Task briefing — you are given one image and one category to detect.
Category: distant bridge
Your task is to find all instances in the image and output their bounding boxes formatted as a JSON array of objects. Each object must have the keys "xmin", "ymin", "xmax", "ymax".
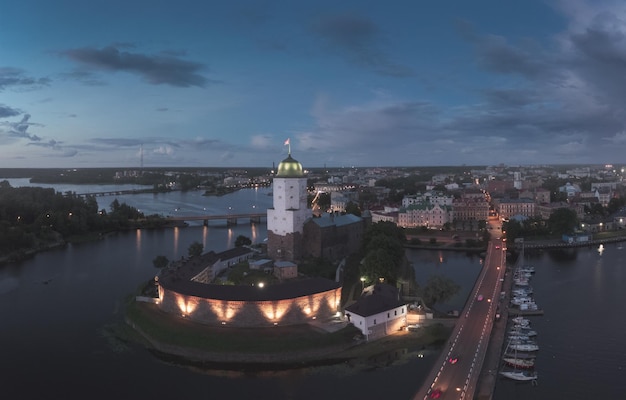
[
  {"xmin": 73, "ymin": 188, "xmax": 163, "ymax": 197},
  {"xmin": 166, "ymin": 212, "xmax": 267, "ymax": 226}
]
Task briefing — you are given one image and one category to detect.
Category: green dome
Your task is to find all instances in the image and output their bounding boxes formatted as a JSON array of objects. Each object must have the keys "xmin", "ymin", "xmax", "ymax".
[{"xmin": 276, "ymin": 155, "xmax": 304, "ymax": 177}]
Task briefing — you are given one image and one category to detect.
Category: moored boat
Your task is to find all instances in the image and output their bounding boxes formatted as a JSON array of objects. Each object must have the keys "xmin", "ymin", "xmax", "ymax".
[
  {"xmin": 509, "ymin": 343, "xmax": 539, "ymax": 352},
  {"xmin": 503, "ymin": 357, "xmax": 535, "ymax": 369},
  {"xmin": 508, "ymin": 328, "xmax": 537, "ymax": 337},
  {"xmin": 512, "ymin": 317, "xmax": 530, "ymax": 325},
  {"xmin": 500, "ymin": 370, "xmax": 538, "ymax": 381}
]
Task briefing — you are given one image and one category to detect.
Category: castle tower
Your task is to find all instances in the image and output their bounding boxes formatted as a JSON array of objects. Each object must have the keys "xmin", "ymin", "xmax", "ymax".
[{"xmin": 267, "ymin": 149, "xmax": 310, "ymax": 261}]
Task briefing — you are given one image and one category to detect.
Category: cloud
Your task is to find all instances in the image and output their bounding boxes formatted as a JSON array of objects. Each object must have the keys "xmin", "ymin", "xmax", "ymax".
[
  {"xmin": 0, "ymin": 67, "xmax": 51, "ymax": 91},
  {"xmin": 153, "ymin": 145, "xmax": 174, "ymax": 155},
  {"xmin": 89, "ymin": 138, "xmax": 145, "ymax": 147},
  {"xmin": 7, "ymin": 114, "xmax": 43, "ymax": 141},
  {"xmin": 28, "ymin": 139, "xmax": 62, "ymax": 150},
  {"xmin": 250, "ymin": 134, "xmax": 274, "ymax": 149},
  {"xmin": 61, "ymin": 45, "xmax": 212, "ymax": 88},
  {"xmin": 310, "ymin": 13, "xmax": 413, "ymax": 77},
  {"xmin": 0, "ymin": 104, "xmax": 22, "ymax": 118},
  {"xmin": 605, "ymin": 131, "xmax": 626, "ymax": 144},
  {"xmin": 59, "ymin": 70, "xmax": 107, "ymax": 86},
  {"xmin": 457, "ymin": 21, "xmax": 557, "ymax": 81}
]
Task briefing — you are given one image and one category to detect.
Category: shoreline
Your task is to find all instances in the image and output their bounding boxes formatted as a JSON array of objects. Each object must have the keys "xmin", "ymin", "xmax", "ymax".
[{"xmin": 120, "ymin": 301, "xmax": 453, "ymax": 369}]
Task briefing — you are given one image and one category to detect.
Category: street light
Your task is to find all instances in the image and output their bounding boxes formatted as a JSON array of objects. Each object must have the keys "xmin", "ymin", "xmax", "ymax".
[{"xmin": 360, "ymin": 277, "xmax": 366, "ymax": 291}]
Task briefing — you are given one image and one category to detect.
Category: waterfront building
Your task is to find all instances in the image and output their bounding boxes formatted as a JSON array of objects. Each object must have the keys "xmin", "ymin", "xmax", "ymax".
[
  {"xmin": 496, "ymin": 198, "xmax": 535, "ymax": 220},
  {"xmin": 453, "ymin": 192, "xmax": 489, "ymax": 221},
  {"xmin": 344, "ymin": 283, "xmax": 407, "ymax": 341},
  {"xmin": 397, "ymin": 202, "xmax": 452, "ymax": 229}
]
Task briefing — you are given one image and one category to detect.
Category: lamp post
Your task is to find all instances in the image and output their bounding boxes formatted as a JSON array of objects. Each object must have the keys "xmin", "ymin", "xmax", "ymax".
[{"xmin": 360, "ymin": 277, "xmax": 365, "ymax": 292}]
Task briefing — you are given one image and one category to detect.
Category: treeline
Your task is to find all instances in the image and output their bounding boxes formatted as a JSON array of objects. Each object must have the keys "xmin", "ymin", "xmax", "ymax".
[
  {"xmin": 0, "ymin": 181, "xmax": 166, "ymax": 261},
  {"xmin": 354, "ymin": 221, "xmax": 459, "ymax": 307}
]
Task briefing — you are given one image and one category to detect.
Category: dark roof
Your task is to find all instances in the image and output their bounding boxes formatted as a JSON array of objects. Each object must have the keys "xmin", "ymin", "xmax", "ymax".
[
  {"xmin": 217, "ymin": 246, "xmax": 255, "ymax": 260},
  {"xmin": 309, "ymin": 213, "xmax": 362, "ymax": 228},
  {"xmin": 159, "ymin": 276, "xmax": 340, "ymax": 301},
  {"xmin": 345, "ymin": 283, "xmax": 406, "ymax": 317}
]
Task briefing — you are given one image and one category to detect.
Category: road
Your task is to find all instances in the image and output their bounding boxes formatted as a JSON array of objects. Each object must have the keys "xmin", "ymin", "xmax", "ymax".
[{"xmin": 414, "ymin": 220, "xmax": 506, "ymax": 400}]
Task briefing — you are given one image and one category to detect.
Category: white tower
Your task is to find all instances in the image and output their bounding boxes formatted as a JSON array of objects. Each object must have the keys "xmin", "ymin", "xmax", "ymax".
[
  {"xmin": 267, "ymin": 150, "xmax": 310, "ymax": 261},
  {"xmin": 513, "ymin": 171, "xmax": 522, "ymax": 190}
]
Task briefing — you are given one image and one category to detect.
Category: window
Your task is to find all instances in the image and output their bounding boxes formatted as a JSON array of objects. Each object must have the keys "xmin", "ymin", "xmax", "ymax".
[
  {"xmin": 394, "ymin": 310, "xmax": 397, "ymax": 316},
  {"xmin": 374, "ymin": 319, "xmax": 377, "ymax": 325}
]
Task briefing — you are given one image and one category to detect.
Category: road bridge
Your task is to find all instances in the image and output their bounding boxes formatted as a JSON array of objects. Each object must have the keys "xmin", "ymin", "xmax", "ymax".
[
  {"xmin": 166, "ymin": 212, "xmax": 266, "ymax": 226},
  {"xmin": 413, "ymin": 219, "xmax": 506, "ymax": 400}
]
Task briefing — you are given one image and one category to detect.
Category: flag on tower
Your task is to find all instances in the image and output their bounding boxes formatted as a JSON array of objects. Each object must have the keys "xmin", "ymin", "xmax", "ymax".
[{"xmin": 284, "ymin": 138, "xmax": 290, "ymax": 146}]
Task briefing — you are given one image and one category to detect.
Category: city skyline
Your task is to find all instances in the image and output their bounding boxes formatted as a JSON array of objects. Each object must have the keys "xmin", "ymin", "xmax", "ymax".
[{"xmin": 2, "ymin": 0, "xmax": 626, "ymax": 169}]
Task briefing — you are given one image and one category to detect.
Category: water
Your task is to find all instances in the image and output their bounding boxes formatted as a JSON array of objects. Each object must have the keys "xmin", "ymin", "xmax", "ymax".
[
  {"xmin": 493, "ymin": 244, "xmax": 626, "ymax": 399},
  {"xmin": 4, "ymin": 178, "xmax": 621, "ymax": 399},
  {"xmin": 1, "ymin": 181, "xmax": 456, "ymax": 399}
]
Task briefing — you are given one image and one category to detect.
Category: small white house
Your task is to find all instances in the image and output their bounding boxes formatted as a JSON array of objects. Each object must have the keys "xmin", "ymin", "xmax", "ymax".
[{"xmin": 344, "ymin": 283, "xmax": 407, "ymax": 341}]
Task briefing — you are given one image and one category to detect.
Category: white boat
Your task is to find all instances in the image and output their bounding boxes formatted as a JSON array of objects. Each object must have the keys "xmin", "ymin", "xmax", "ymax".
[
  {"xmin": 508, "ymin": 339, "xmax": 537, "ymax": 346},
  {"xmin": 511, "ymin": 296, "xmax": 533, "ymax": 305},
  {"xmin": 508, "ymin": 334, "xmax": 531, "ymax": 341},
  {"xmin": 509, "ymin": 328, "xmax": 537, "ymax": 337},
  {"xmin": 500, "ymin": 370, "xmax": 538, "ymax": 381},
  {"xmin": 509, "ymin": 343, "xmax": 539, "ymax": 352},
  {"xmin": 512, "ymin": 317, "xmax": 530, "ymax": 325},
  {"xmin": 519, "ymin": 302, "xmax": 538, "ymax": 311},
  {"xmin": 512, "ymin": 287, "xmax": 533, "ymax": 295},
  {"xmin": 503, "ymin": 357, "xmax": 535, "ymax": 369}
]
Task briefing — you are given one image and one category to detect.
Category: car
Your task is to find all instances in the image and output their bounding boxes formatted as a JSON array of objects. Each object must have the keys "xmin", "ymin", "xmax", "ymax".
[
  {"xmin": 477, "ymin": 294, "xmax": 484, "ymax": 301},
  {"xmin": 429, "ymin": 388, "xmax": 442, "ymax": 399},
  {"xmin": 448, "ymin": 355, "xmax": 459, "ymax": 364},
  {"xmin": 495, "ymin": 245, "xmax": 501, "ymax": 249}
]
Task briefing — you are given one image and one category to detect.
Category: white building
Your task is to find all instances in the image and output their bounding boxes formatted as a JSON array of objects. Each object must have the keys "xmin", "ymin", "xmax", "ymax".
[
  {"xmin": 267, "ymin": 151, "xmax": 311, "ymax": 261},
  {"xmin": 397, "ymin": 203, "xmax": 452, "ymax": 229},
  {"xmin": 344, "ymin": 284, "xmax": 407, "ymax": 341}
]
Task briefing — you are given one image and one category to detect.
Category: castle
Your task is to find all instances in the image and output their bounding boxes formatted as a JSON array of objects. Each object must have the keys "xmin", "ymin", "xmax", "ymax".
[{"xmin": 155, "ymin": 146, "xmax": 364, "ymax": 327}]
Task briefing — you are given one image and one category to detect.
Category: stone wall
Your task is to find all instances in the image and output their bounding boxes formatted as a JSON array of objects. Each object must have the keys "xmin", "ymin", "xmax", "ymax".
[{"xmin": 158, "ymin": 286, "xmax": 341, "ymax": 327}]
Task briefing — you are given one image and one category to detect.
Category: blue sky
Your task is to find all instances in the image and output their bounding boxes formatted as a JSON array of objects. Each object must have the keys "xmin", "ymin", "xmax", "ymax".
[{"xmin": 1, "ymin": 0, "xmax": 626, "ymax": 168}]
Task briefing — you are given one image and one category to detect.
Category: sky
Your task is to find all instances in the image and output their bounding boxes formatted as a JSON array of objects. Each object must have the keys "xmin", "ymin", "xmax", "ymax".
[{"xmin": 1, "ymin": 0, "xmax": 626, "ymax": 169}]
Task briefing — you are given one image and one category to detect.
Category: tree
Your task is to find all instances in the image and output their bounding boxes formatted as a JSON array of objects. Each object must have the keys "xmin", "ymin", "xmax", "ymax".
[
  {"xmin": 548, "ymin": 208, "xmax": 579, "ymax": 235},
  {"xmin": 363, "ymin": 221, "xmax": 406, "ymax": 250},
  {"xmin": 152, "ymin": 255, "xmax": 169, "ymax": 269},
  {"xmin": 360, "ymin": 248, "xmax": 397, "ymax": 284},
  {"xmin": 420, "ymin": 274, "xmax": 461, "ymax": 307},
  {"xmin": 607, "ymin": 197, "xmax": 626, "ymax": 215},
  {"xmin": 235, "ymin": 235, "xmax": 252, "ymax": 247},
  {"xmin": 344, "ymin": 201, "xmax": 361, "ymax": 217},
  {"xmin": 188, "ymin": 241, "xmax": 204, "ymax": 257}
]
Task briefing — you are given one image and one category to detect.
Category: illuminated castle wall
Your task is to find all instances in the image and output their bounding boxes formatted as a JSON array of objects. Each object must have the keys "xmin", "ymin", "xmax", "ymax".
[{"xmin": 157, "ymin": 276, "xmax": 341, "ymax": 327}]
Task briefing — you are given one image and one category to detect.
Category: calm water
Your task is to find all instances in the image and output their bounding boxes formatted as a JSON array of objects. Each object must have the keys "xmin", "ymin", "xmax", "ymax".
[
  {"xmin": 2, "ymin": 179, "xmax": 622, "ymax": 399},
  {"xmin": 493, "ymin": 243, "xmax": 626, "ymax": 400},
  {"xmin": 1, "ymin": 182, "xmax": 450, "ymax": 399}
]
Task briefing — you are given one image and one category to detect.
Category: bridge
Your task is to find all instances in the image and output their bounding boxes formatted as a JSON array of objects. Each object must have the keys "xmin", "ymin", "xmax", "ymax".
[
  {"xmin": 166, "ymin": 212, "xmax": 266, "ymax": 226},
  {"xmin": 72, "ymin": 188, "xmax": 164, "ymax": 197},
  {"xmin": 414, "ymin": 217, "xmax": 506, "ymax": 400}
]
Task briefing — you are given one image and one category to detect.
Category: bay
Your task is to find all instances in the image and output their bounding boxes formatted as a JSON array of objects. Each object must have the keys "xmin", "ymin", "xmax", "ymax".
[
  {"xmin": 2, "ymin": 178, "xmax": 625, "ymax": 399},
  {"xmin": 493, "ymin": 243, "xmax": 626, "ymax": 399},
  {"xmin": 0, "ymin": 182, "xmax": 456, "ymax": 399}
]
